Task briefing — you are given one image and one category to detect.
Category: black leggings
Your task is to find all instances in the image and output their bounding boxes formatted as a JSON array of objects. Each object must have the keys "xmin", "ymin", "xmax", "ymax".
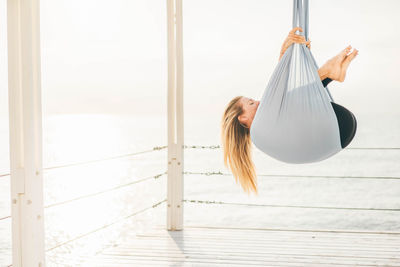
[{"xmin": 321, "ymin": 78, "xmax": 357, "ymax": 149}]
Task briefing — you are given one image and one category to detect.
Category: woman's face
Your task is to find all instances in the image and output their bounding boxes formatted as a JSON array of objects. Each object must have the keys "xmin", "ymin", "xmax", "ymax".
[{"xmin": 238, "ymin": 97, "xmax": 260, "ymax": 128}]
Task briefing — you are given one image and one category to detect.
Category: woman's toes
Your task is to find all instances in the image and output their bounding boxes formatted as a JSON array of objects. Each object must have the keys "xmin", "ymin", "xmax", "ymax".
[
  {"xmin": 337, "ymin": 45, "xmax": 352, "ymax": 60},
  {"xmin": 338, "ymin": 49, "xmax": 358, "ymax": 82},
  {"xmin": 345, "ymin": 49, "xmax": 358, "ymax": 62},
  {"xmin": 344, "ymin": 45, "xmax": 352, "ymax": 55}
]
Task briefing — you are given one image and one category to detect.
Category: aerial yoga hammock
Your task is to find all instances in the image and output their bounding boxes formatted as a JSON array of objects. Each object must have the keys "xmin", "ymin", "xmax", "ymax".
[{"xmin": 250, "ymin": 0, "xmax": 357, "ymax": 164}]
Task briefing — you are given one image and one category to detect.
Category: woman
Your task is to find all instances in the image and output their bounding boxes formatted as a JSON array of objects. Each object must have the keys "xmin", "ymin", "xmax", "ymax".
[{"xmin": 220, "ymin": 27, "xmax": 358, "ymax": 195}]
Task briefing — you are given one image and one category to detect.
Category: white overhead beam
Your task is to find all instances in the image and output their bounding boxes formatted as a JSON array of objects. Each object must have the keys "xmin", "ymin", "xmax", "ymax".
[
  {"xmin": 166, "ymin": 0, "xmax": 184, "ymax": 231},
  {"xmin": 7, "ymin": 0, "xmax": 46, "ymax": 266}
]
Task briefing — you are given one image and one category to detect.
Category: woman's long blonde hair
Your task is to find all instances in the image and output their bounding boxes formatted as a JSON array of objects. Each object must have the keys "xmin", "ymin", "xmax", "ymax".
[{"xmin": 221, "ymin": 96, "xmax": 258, "ymax": 196}]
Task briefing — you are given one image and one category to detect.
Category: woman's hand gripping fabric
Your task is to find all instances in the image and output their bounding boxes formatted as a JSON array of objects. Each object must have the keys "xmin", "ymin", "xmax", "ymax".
[{"xmin": 279, "ymin": 27, "xmax": 311, "ymax": 60}]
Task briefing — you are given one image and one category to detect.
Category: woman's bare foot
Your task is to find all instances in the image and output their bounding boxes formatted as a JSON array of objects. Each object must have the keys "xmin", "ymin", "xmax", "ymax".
[
  {"xmin": 318, "ymin": 45, "xmax": 352, "ymax": 81},
  {"xmin": 328, "ymin": 45, "xmax": 352, "ymax": 80},
  {"xmin": 338, "ymin": 49, "xmax": 358, "ymax": 82}
]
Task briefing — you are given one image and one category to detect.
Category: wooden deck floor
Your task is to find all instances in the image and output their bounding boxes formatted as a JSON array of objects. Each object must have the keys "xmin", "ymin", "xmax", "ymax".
[{"xmin": 83, "ymin": 225, "xmax": 400, "ymax": 266}]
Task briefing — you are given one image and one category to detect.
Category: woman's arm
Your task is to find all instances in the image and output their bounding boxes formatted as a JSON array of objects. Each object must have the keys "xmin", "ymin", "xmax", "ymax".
[{"xmin": 279, "ymin": 27, "xmax": 311, "ymax": 60}]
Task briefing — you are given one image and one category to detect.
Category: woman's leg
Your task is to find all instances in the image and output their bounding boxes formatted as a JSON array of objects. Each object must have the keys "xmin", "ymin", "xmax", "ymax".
[
  {"xmin": 319, "ymin": 48, "xmax": 358, "ymax": 148},
  {"xmin": 321, "ymin": 72, "xmax": 357, "ymax": 148},
  {"xmin": 322, "ymin": 75, "xmax": 357, "ymax": 148},
  {"xmin": 321, "ymin": 77, "xmax": 333, "ymax": 88},
  {"xmin": 330, "ymin": 101, "xmax": 357, "ymax": 149}
]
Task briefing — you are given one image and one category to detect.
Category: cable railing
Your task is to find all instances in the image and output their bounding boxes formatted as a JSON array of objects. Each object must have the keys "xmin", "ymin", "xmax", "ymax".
[
  {"xmin": 184, "ymin": 171, "xmax": 400, "ymax": 180},
  {"xmin": 0, "ymin": 144, "xmax": 399, "ymax": 222},
  {"xmin": 183, "ymin": 199, "xmax": 400, "ymax": 212},
  {"xmin": 182, "ymin": 142, "xmax": 400, "ymax": 217},
  {"xmin": 45, "ymin": 171, "xmax": 167, "ymax": 209},
  {"xmin": 1, "ymin": 167, "xmax": 399, "ymax": 223},
  {"xmin": 0, "ymin": 215, "xmax": 10, "ymax": 221},
  {"xmin": 0, "ymin": 145, "xmax": 167, "ymax": 178},
  {"xmin": 183, "ymin": 145, "xmax": 400, "ymax": 150},
  {"xmin": 45, "ymin": 145, "xmax": 168, "ymax": 171},
  {"xmin": 6, "ymin": 199, "xmax": 167, "ymax": 267},
  {"xmin": 0, "ymin": 144, "xmax": 399, "ymax": 178},
  {"xmin": 45, "ymin": 199, "xmax": 166, "ymax": 252},
  {"xmin": 1, "ymin": 143, "xmax": 399, "ymax": 267},
  {"xmin": 0, "ymin": 146, "xmax": 168, "ymax": 222},
  {"xmin": 0, "ymin": 171, "xmax": 166, "ymax": 222}
]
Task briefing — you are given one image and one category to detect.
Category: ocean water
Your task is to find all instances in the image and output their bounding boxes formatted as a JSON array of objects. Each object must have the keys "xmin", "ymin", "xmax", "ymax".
[{"xmin": 0, "ymin": 110, "xmax": 399, "ymax": 266}]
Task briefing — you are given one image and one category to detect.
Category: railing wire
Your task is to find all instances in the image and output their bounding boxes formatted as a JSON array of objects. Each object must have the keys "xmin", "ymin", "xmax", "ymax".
[
  {"xmin": 0, "ymin": 215, "xmax": 10, "ymax": 221},
  {"xmin": 0, "ymin": 145, "xmax": 167, "ymax": 178},
  {"xmin": 45, "ymin": 199, "xmax": 166, "ymax": 252},
  {"xmin": 0, "ymin": 171, "xmax": 167, "ymax": 221},
  {"xmin": 183, "ymin": 145, "xmax": 400, "ymax": 150},
  {"xmin": 45, "ymin": 171, "xmax": 167, "ymax": 209},
  {"xmin": 183, "ymin": 199, "xmax": 400, "ymax": 212},
  {"xmin": 1, "ymin": 144, "xmax": 399, "ymax": 178},
  {"xmin": 45, "ymin": 145, "xmax": 167, "ymax": 171},
  {"xmin": 184, "ymin": 171, "xmax": 400, "ymax": 180}
]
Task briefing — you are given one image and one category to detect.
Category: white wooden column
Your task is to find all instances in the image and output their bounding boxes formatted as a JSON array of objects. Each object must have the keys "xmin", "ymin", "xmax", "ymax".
[
  {"xmin": 7, "ymin": 0, "xmax": 46, "ymax": 266},
  {"xmin": 166, "ymin": 0, "xmax": 184, "ymax": 230}
]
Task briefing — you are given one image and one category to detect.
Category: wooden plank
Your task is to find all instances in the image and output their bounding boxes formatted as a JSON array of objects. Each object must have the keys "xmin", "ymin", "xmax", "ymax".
[
  {"xmin": 131, "ymin": 234, "xmax": 400, "ymax": 249},
  {"xmin": 181, "ymin": 225, "xmax": 400, "ymax": 236},
  {"xmin": 111, "ymin": 240, "xmax": 400, "ymax": 254},
  {"xmin": 88, "ymin": 253, "xmax": 399, "ymax": 266},
  {"xmin": 79, "ymin": 226, "xmax": 400, "ymax": 266},
  {"xmin": 136, "ymin": 230, "xmax": 400, "ymax": 243},
  {"xmin": 98, "ymin": 248, "xmax": 400, "ymax": 265},
  {"xmin": 85, "ymin": 257, "xmax": 313, "ymax": 267},
  {"xmin": 103, "ymin": 244, "xmax": 400, "ymax": 262},
  {"xmin": 130, "ymin": 231, "xmax": 400, "ymax": 247},
  {"xmin": 103, "ymin": 244, "xmax": 400, "ymax": 261},
  {"xmin": 80, "ymin": 226, "xmax": 400, "ymax": 266}
]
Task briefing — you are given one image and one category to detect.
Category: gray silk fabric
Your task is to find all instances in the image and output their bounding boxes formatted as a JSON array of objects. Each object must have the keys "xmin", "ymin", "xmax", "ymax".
[{"xmin": 250, "ymin": 0, "xmax": 342, "ymax": 163}]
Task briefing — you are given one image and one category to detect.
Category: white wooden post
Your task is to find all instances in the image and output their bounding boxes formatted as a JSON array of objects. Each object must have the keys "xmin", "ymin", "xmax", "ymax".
[
  {"xmin": 166, "ymin": 0, "xmax": 184, "ymax": 230},
  {"xmin": 7, "ymin": 0, "xmax": 46, "ymax": 266}
]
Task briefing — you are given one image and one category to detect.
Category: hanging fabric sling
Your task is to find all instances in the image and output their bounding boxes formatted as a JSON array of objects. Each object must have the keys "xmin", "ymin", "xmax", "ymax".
[{"xmin": 250, "ymin": 0, "xmax": 357, "ymax": 163}]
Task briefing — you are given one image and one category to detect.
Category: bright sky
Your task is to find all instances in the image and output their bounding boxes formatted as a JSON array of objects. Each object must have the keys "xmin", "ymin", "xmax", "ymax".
[{"xmin": 0, "ymin": 0, "xmax": 399, "ymax": 116}]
